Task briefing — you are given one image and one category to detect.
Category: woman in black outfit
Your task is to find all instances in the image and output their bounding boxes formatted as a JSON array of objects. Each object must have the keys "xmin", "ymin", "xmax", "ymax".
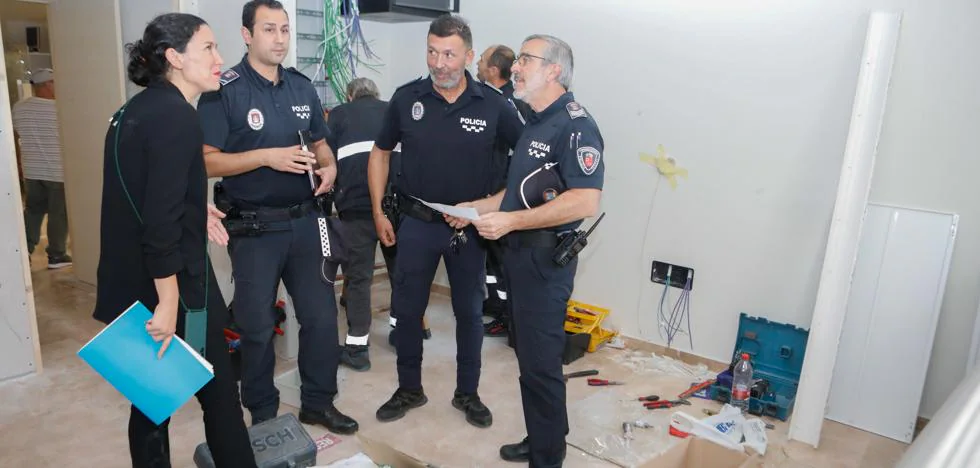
[{"xmin": 92, "ymin": 13, "xmax": 257, "ymax": 468}]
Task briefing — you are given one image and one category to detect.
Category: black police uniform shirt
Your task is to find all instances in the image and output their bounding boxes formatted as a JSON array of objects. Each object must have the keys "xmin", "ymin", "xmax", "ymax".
[
  {"xmin": 375, "ymin": 70, "xmax": 524, "ymax": 205},
  {"xmin": 500, "ymin": 92, "xmax": 605, "ymax": 233},
  {"xmin": 484, "ymin": 80, "xmax": 533, "ymax": 193},
  {"xmin": 198, "ymin": 55, "xmax": 329, "ymax": 208},
  {"xmin": 497, "ymin": 81, "xmax": 534, "ymax": 122},
  {"xmin": 325, "ymin": 95, "xmax": 392, "ymax": 216}
]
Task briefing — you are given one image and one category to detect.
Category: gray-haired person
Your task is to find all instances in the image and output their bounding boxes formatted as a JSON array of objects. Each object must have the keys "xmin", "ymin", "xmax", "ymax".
[{"xmin": 327, "ymin": 77, "xmax": 398, "ymax": 371}]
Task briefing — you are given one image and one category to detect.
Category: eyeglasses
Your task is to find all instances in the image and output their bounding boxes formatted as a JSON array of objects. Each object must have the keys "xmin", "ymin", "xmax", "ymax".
[{"xmin": 514, "ymin": 53, "xmax": 548, "ymax": 66}]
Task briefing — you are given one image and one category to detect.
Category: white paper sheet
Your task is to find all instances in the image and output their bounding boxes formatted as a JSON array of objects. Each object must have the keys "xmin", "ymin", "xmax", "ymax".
[{"xmin": 412, "ymin": 196, "xmax": 480, "ymax": 221}]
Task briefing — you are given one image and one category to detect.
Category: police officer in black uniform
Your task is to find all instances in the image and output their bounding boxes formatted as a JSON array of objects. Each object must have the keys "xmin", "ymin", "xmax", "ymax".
[
  {"xmin": 457, "ymin": 34, "xmax": 605, "ymax": 466},
  {"xmin": 367, "ymin": 14, "xmax": 523, "ymax": 428},
  {"xmin": 326, "ymin": 77, "xmax": 397, "ymax": 371},
  {"xmin": 196, "ymin": 0, "xmax": 357, "ymax": 435}
]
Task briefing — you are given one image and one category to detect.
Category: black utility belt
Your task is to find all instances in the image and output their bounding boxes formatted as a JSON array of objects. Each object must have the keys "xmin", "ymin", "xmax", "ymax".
[
  {"xmin": 222, "ymin": 199, "xmax": 321, "ymax": 236},
  {"xmin": 396, "ymin": 195, "xmax": 442, "ymax": 223},
  {"xmin": 501, "ymin": 230, "xmax": 564, "ymax": 249},
  {"xmin": 504, "ymin": 229, "xmax": 587, "ymax": 268}
]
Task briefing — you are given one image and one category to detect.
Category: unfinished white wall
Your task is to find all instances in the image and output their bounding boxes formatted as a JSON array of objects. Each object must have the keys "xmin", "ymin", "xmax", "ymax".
[
  {"xmin": 0, "ymin": 20, "xmax": 42, "ymax": 382},
  {"xmin": 120, "ymin": 0, "xmax": 179, "ymax": 98},
  {"xmin": 407, "ymin": 0, "xmax": 978, "ymax": 419}
]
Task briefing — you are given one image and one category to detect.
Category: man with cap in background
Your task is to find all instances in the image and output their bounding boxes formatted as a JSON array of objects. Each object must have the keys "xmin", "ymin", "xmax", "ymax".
[{"xmin": 12, "ymin": 68, "xmax": 72, "ymax": 269}]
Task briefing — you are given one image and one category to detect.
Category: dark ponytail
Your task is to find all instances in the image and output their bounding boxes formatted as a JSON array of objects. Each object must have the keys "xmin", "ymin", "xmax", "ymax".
[{"xmin": 125, "ymin": 13, "xmax": 208, "ymax": 87}]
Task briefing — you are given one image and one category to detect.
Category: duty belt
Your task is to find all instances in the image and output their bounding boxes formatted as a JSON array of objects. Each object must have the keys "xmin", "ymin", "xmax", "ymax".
[
  {"xmin": 501, "ymin": 230, "xmax": 562, "ymax": 249},
  {"xmin": 396, "ymin": 195, "xmax": 441, "ymax": 223},
  {"xmin": 243, "ymin": 199, "xmax": 321, "ymax": 222}
]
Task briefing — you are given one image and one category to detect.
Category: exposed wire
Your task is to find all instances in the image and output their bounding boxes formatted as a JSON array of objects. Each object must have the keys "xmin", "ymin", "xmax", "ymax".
[
  {"xmin": 305, "ymin": 0, "xmax": 384, "ymax": 105},
  {"xmin": 658, "ymin": 266, "xmax": 672, "ymax": 343},
  {"xmin": 635, "ymin": 175, "xmax": 662, "ymax": 339},
  {"xmin": 662, "ymin": 270, "xmax": 693, "ymax": 349}
]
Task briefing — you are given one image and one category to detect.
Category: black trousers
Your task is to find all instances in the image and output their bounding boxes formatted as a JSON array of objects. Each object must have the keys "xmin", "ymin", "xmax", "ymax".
[
  {"xmin": 392, "ymin": 216, "xmax": 485, "ymax": 393},
  {"xmin": 228, "ymin": 213, "xmax": 341, "ymax": 418},
  {"xmin": 503, "ymin": 244, "xmax": 577, "ymax": 468},
  {"xmin": 484, "ymin": 242, "xmax": 509, "ymax": 317},
  {"xmin": 339, "ymin": 216, "xmax": 396, "ymax": 341},
  {"xmin": 128, "ymin": 261, "xmax": 257, "ymax": 468}
]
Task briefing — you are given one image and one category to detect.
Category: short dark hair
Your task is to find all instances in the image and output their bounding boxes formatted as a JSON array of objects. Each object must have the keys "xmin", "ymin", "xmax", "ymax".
[
  {"xmin": 126, "ymin": 13, "xmax": 207, "ymax": 87},
  {"xmin": 243, "ymin": 0, "xmax": 285, "ymax": 33},
  {"xmin": 428, "ymin": 14, "xmax": 472, "ymax": 50},
  {"xmin": 488, "ymin": 45, "xmax": 514, "ymax": 81}
]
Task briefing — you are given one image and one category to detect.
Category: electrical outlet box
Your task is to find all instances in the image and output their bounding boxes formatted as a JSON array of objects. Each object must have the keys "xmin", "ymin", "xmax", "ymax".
[{"xmin": 651, "ymin": 261, "xmax": 694, "ymax": 290}]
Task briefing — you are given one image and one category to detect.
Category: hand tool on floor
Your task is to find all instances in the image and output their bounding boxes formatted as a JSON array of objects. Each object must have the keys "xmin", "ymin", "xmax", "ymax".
[
  {"xmin": 588, "ymin": 378, "xmax": 625, "ymax": 386},
  {"xmin": 678, "ymin": 379, "xmax": 716, "ymax": 399},
  {"xmin": 622, "ymin": 422, "xmax": 634, "ymax": 446},
  {"xmin": 645, "ymin": 398, "xmax": 691, "ymax": 409},
  {"xmin": 637, "ymin": 395, "xmax": 660, "ymax": 402},
  {"xmin": 563, "ymin": 369, "xmax": 599, "ymax": 382}
]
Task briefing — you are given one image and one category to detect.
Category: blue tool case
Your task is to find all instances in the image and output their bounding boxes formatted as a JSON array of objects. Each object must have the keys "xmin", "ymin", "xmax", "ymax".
[{"xmin": 708, "ymin": 312, "xmax": 810, "ymax": 421}]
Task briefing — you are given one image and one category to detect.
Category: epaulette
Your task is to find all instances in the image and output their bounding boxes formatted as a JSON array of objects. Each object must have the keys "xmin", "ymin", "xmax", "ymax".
[
  {"xmin": 285, "ymin": 66, "xmax": 312, "ymax": 81},
  {"xmin": 218, "ymin": 69, "xmax": 240, "ymax": 86},
  {"xmin": 566, "ymin": 101, "xmax": 587, "ymax": 119},
  {"xmin": 394, "ymin": 76, "xmax": 424, "ymax": 93},
  {"xmin": 481, "ymin": 81, "xmax": 503, "ymax": 94}
]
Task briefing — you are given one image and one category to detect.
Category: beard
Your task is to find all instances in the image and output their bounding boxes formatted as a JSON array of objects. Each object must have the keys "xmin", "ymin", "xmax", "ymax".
[
  {"xmin": 431, "ymin": 66, "xmax": 464, "ymax": 89},
  {"xmin": 513, "ymin": 71, "xmax": 543, "ymax": 100}
]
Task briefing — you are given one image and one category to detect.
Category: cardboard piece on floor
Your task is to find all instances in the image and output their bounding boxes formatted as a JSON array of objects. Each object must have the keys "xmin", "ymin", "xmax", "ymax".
[
  {"xmin": 640, "ymin": 438, "xmax": 762, "ymax": 468},
  {"xmin": 354, "ymin": 434, "xmax": 432, "ymax": 467}
]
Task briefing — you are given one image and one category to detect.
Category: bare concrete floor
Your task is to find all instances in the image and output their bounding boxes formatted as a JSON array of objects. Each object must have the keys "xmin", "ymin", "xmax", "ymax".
[{"xmin": 0, "ymin": 251, "xmax": 908, "ymax": 467}]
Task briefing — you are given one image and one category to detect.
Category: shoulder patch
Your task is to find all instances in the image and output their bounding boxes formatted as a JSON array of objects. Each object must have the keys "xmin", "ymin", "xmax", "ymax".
[
  {"xmin": 577, "ymin": 146, "xmax": 601, "ymax": 175},
  {"xmin": 566, "ymin": 101, "xmax": 587, "ymax": 119},
  {"xmin": 481, "ymin": 82, "xmax": 503, "ymax": 94},
  {"xmin": 285, "ymin": 67, "xmax": 311, "ymax": 81},
  {"xmin": 219, "ymin": 69, "xmax": 240, "ymax": 86}
]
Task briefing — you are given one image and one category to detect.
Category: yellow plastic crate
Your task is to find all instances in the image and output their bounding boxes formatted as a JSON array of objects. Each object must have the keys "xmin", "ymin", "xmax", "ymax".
[{"xmin": 564, "ymin": 300, "xmax": 618, "ymax": 353}]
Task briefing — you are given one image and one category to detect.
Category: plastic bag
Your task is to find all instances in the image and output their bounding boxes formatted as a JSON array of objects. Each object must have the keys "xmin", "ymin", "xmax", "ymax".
[
  {"xmin": 669, "ymin": 404, "xmax": 769, "ymax": 455},
  {"xmin": 670, "ymin": 404, "xmax": 746, "ymax": 452}
]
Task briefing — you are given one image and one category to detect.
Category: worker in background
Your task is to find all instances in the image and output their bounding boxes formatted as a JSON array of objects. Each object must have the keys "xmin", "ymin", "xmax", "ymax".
[
  {"xmin": 477, "ymin": 44, "xmax": 533, "ymax": 120},
  {"xmin": 474, "ymin": 44, "xmax": 534, "ymax": 344},
  {"xmin": 92, "ymin": 13, "xmax": 257, "ymax": 467},
  {"xmin": 367, "ymin": 14, "xmax": 523, "ymax": 428},
  {"xmin": 196, "ymin": 0, "xmax": 358, "ymax": 435},
  {"xmin": 327, "ymin": 77, "xmax": 398, "ymax": 372},
  {"xmin": 12, "ymin": 67, "xmax": 72, "ymax": 269},
  {"xmin": 451, "ymin": 34, "xmax": 605, "ymax": 466}
]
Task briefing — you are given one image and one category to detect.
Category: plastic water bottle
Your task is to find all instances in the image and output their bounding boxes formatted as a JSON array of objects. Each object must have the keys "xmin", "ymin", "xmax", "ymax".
[{"xmin": 731, "ymin": 353, "xmax": 753, "ymax": 413}]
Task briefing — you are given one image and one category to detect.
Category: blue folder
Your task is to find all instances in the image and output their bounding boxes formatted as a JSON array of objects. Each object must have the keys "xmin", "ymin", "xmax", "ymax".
[{"xmin": 78, "ymin": 301, "xmax": 214, "ymax": 425}]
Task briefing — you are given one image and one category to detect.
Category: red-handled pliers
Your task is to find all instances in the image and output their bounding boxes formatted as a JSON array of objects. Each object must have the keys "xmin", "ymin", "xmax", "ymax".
[
  {"xmin": 588, "ymin": 378, "xmax": 625, "ymax": 386},
  {"xmin": 644, "ymin": 399, "xmax": 691, "ymax": 409}
]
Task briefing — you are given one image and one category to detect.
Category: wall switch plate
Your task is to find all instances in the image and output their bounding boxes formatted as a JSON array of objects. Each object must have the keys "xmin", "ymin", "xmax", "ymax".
[{"xmin": 651, "ymin": 260, "xmax": 694, "ymax": 290}]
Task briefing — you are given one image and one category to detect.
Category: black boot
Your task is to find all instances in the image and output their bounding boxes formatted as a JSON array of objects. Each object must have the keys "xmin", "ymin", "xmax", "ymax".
[
  {"xmin": 299, "ymin": 404, "xmax": 359, "ymax": 435},
  {"xmin": 340, "ymin": 344, "xmax": 371, "ymax": 371},
  {"xmin": 129, "ymin": 423, "xmax": 172, "ymax": 467},
  {"xmin": 376, "ymin": 388, "xmax": 428, "ymax": 422},
  {"xmin": 452, "ymin": 390, "xmax": 492, "ymax": 428},
  {"xmin": 499, "ymin": 437, "xmax": 566, "ymax": 463},
  {"xmin": 499, "ymin": 437, "xmax": 530, "ymax": 462}
]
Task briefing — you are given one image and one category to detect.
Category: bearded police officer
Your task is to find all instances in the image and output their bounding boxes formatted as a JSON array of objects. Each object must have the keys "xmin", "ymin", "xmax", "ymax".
[
  {"xmin": 454, "ymin": 35, "xmax": 605, "ymax": 466},
  {"xmin": 197, "ymin": 0, "xmax": 358, "ymax": 434},
  {"xmin": 367, "ymin": 14, "xmax": 523, "ymax": 428}
]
